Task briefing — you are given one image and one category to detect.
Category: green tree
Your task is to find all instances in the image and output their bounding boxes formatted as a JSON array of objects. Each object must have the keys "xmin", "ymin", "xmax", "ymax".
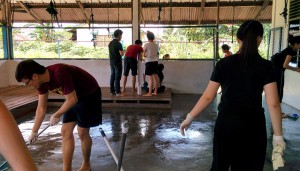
[{"xmin": 24, "ymin": 23, "xmax": 53, "ymax": 42}]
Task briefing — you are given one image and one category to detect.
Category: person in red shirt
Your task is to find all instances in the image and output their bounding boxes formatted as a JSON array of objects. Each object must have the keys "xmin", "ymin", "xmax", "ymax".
[
  {"xmin": 121, "ymin": 39, "xmax": 143, "ymax": 94},
  {"xmin": 221, "ymin": 44, "xmax": 233, "ymax": 58},
  {"xmin": 15, "ymin": 60, "xmax": 102, "ymax": 171}
]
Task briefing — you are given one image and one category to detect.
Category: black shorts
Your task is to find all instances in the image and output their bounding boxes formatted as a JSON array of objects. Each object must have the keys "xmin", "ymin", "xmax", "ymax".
[
  {"xmin": 145, "ymin": 61, "xmax": 158, "ymax": 75},
  {"xmin": 123, "ymin": 57, "xmax": 138, "ymax": 76},
  {"xmin": 63, "ymin": 87, "xmax": 102, "ymax": 128}
]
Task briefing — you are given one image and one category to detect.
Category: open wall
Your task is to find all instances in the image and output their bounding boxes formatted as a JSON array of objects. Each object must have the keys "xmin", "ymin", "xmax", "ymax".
[{"xmin": 8, "ymin": 59, "xmax": 214, "ymax": 94}]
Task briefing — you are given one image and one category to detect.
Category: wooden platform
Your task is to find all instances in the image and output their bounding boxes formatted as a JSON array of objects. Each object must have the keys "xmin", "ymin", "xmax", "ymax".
[
  {"xmin": 0, "ymin": 85, "xmax": 38, "ymax": 110},
  {"xmin": 0, "ymin": 85, "xmax": 38, "ymax": 118},
  {"xmin": 0, "ymin": 86, "xmax": 172, "ymax": 112},
  {"xmin": 49, "ymin": 87, "xmax": 172, "ymax": 109}
]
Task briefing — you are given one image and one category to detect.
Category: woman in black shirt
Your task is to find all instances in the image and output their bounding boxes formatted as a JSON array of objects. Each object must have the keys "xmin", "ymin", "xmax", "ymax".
[
  {"xmin": 271, "ymin": 35, "xmax": 300, "ymax": 103},
  {"xmin": 180, "ymin": 20, "xmax": 285, "ymax": 171}
]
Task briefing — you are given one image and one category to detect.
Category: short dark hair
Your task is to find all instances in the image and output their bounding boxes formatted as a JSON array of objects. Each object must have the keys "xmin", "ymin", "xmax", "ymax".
[
  {"xmin": 221, "ymin": 44, "xmax": 230, "ymax": 51},
  {"xmin": 15, "ymin": 59, "xmax": 46, "ymax": 82},
  {"xmin": 114, "ymin": 29, "xmax": 123, "ymax": 38},
  {"xmin": 146, "ymin": 31, "xmax": 155, "ymax": 40},
  {"xmin": 135, "ymin": 39, "xmax": 142, "ymax": 45},
  {"xmin": 289, "ymin": 35, "xmax": 300, "ymax": 45}
]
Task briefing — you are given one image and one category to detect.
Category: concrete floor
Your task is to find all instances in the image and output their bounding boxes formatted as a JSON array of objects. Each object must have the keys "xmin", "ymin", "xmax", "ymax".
[{"xmin": 1, "ymin": 94, "xmax": 300, "ymax": 171}]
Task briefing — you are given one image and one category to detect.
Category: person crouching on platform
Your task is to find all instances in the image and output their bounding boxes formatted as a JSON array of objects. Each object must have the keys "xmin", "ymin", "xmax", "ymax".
[
  {"xmin": 121, "ymin": 39, "xmax": 143, "ymax": 95},
  {"xmin": 15, "ymin": 59, "xmax": 102, "ymax": 171}
]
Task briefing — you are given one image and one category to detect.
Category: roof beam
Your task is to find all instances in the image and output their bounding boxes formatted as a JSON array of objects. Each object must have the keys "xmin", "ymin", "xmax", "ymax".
[
  {"xmin": 139, "ymin": 2, "xmax": 145, "ymax": 26},
  {"xmin": 13, "ymin": 2, "xmax": 131, "ymax": 9},
  {"xmin": 17, "ymin": 1, "xmax": 43, "ymax": 25},
  {"xmin": 12, "ymin": 1, "xmax": 271, "ymax": 9},
  {"xmin": 142, "ymin": 1, "xmax": 272, "ymax": 8},
  {"xmin": 1, "ymin": 0, "xmax": 7, "ymax": 24},
  {"xmin": 169, "ymin": 0, "xmax": 172, "ymax": 24},
  {"xmin": 7, "ymin": 1, "xmax": 12, "ymax": 26},
  {"xmin": 255, "ymin": 0, "xmax": 270, "ymax": 19},
  {"xmin": 198, "ymin": 0, "xmax": 206, "ymax": 25},
  {"xmin": 76, "ymin": 0, "xmax": 90, "ymax": 25},
  {"xmin": 0, "ymin": 0, "xmax": 12, "ymax": 25}
]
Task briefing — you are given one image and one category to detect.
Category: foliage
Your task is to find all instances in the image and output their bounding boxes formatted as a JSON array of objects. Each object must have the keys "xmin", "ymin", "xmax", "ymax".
[
  {"xmin": 14, "ymin": 49, "xmax": 57, "ymax": 58},
  {"xmin": 59, "ymin": 41, "xmax": 74, "ymax": 53},
  {"xmin": 42, "ymin": 42, "xmax": 58, "ymax": 52},
  {"xmin": 16, "ymin": 41, "xmax": 42, "ymax": 52},
  {"xmin": 0, "ymin": 27, "xmax": 2, "ymax": 42},
  {"xmin": 69, "ymin": 45, "xmax": 93, "ymax": 56},
  {"xmin": 160, "ymin": 27, "xmax": 216, "ymax": 59},
  {"xmin": 5, "ymin": 23, "xmax": 271, "ymax": 59}
]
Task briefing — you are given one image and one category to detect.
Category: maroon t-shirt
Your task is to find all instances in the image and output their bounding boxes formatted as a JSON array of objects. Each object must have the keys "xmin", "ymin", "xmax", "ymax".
[
  {"xmin": 38, "ymin": 64, "xmax": 99, "ymax": 98},
  {"xmin": 125, "ymin": 44, "xmax": 143, "ymax": 59}
]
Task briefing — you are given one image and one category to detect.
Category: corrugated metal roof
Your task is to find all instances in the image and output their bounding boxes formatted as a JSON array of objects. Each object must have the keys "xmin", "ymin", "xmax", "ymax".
[{"xmin": 1, "ymin": 0, "xmax": 272, "ymax": 25}]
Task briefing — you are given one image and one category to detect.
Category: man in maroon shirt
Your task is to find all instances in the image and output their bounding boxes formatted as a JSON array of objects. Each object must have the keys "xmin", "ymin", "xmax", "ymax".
[
  {"xmin": 15, "ymin": 59, "xmax": 102, "ymax": 171},
  {"xmin": 121, "ymin": 39, "xmax": 143, "ymax": 94}
]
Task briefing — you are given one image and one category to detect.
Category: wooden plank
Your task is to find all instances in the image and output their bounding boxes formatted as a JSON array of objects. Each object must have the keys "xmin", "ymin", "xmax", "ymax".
[
  {"xmin": 49, "ymin": 87, "xmax": 172, "ymax": 101},
  {"xmin": 0, "ymin": 86, "xmax": 38, "ymax": 110},
  {"xmin": 0, "ymin": 86, "xmax": 172, "ymax": 110},
  {"xmin": 18, "ymin": 1, "xmax": 44, "ymax": 25},
  {"xmin": 76, "ymin": 0, "xmax": 90, "ymax": 25},
  {"xmin": 0, "ymin": 85, "xmax": 21, "ymax": 93}
]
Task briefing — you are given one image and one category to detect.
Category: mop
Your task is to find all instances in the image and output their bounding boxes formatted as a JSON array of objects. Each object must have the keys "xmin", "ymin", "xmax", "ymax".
[
  {"xmin": 0, "ymin": 125, "xmax": 50, "ymax": 170},
  {"xmin": 99, "ymin": 128, "xmax": 125, "ymax": 171},
  {"xmin": 117, "ymin": 120, "xmax": 129, "ymax": 171}
]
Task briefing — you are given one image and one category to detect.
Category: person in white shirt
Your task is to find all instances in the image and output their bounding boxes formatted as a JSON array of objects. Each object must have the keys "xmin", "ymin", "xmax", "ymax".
[{"xmin": 143, "ymin": 31, "xmax": 159, "ymax": 96}]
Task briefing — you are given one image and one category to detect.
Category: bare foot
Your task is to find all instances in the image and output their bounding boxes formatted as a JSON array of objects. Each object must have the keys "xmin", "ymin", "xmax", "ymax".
[
  {"xmin": 77, "ymin": 163, "xmax": 91, "ymax": 171},
  {"xmin": 143, "ymin": 93, "xmax": 152, "ymax": 97},
  {"xmin": 152, "ymin": 93, "xmax": 157, "ymax": 96}
]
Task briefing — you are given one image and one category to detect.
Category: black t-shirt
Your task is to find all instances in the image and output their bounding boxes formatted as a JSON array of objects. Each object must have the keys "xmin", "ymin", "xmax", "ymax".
[
  {"xmin": 271, "ymin": 46, "xmax": 297, "ymax": 69},
  {"xmin": 108, "ymin": 39, "xmax": 123, "ymax": 65},
  {"xmin": 211, "ymin": 54, "xmax": 275, "ymax": 113}
]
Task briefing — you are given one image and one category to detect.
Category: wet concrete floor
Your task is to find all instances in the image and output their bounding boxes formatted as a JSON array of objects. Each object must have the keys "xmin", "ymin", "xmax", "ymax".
[{"xmin": 1, "ymin": 94, "xmax": 300, "ymax": 171}]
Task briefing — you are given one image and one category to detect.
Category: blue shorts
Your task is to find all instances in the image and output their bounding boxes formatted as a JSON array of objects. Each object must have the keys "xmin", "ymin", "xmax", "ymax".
[{"xmin": 63, "ymin": 87, "xmax": 102, "ymax": 128}]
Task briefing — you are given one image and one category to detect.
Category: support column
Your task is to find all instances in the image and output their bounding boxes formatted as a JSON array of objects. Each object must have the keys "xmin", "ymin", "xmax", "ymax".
[
  {"xmin": 132, "ymin": 0, "xmax": 140, "ymax": 42},
  {"xmin": 2, "ymin": 26, "xmax": 13, "ymax": 59},
  {"xmin": 132, "ymin": 0, "xmax": 142, "ymax": 95},
  {"xmin": 1, "ymin": 0, "xmax": 13, "ymax": 59}
]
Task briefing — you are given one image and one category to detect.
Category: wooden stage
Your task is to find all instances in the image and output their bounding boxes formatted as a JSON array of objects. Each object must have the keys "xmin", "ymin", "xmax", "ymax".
[
  {"xmin": 0, "ymin": 86, "xmax": 172, "ymax": 116},
  {"xmin": 48, "ymin": 87, "xmax": 172, "ymax": 109}
]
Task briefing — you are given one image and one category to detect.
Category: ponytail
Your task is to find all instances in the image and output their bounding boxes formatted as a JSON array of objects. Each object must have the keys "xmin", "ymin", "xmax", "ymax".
[{"xmin": 237, "ymin": 20, "xmax": 263, "ymax": 64}]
